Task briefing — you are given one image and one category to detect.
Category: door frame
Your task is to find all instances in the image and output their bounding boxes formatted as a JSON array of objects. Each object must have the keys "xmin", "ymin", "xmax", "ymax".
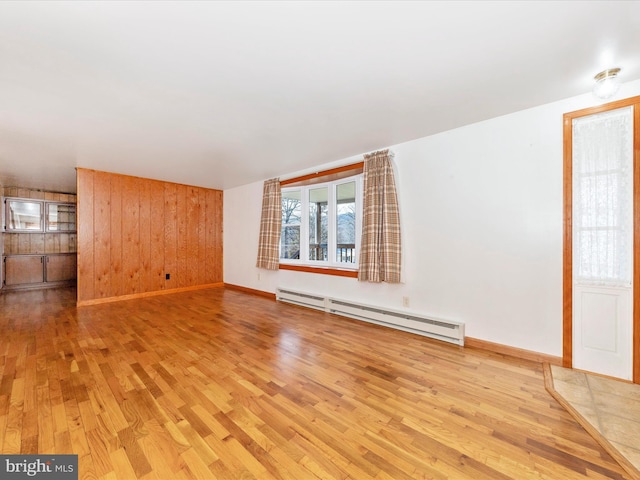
[{"xmin": 563, "ymin": 95, "xmax": 640, "ymax": 384}]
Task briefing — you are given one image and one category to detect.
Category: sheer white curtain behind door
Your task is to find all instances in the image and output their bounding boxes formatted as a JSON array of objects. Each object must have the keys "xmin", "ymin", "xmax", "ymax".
[{"xmin": 572, "ymin": 106, "xmax": 634, "ymax": 286}]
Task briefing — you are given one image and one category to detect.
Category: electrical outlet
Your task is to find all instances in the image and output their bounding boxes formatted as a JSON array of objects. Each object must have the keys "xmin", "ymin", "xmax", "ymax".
[
  {"xmin": 402, "ymin": 296, "xmax": 410, "ymax": 307},
  {"xmin": 257, "ymin": 273, "xmax": 261, "ymax": 281},
  {"xmin": 165, "ymin": 273, "xmax": 170, "ymax": 280}
]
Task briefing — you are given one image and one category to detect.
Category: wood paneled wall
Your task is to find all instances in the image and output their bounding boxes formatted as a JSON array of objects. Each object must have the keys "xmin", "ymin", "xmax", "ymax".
[{"xmin": 76, "ymin": 169, "xmax": 223, "ymax": 303}]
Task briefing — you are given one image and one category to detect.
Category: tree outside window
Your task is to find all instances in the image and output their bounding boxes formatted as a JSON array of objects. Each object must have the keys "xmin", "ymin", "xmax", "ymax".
[{"xmin": 281, "ymin": 190, "xmax": 301, "ymax": 259}]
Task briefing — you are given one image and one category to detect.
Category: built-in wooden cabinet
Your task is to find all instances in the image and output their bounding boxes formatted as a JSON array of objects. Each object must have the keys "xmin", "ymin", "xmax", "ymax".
[
  {"xmin": 4, "ymin": 255, "xmax": 45, "ymax": 286},
  {"xmin": 1, "ymin": 190, "xmax": 77, "ymax": 291},
  {"xmin": 3, "ymin": 197, "xmax": 76, "ymax": 233},
  {"xmin": 45, "ymin": 254, "xmax": 77, "ymax": 282},
  {"xmin": 46, "ymin": 202, "xmax": 77, "ymax": 232},
  {"xmin": 3, "ymin": 253, "xmax": 77, "ymax": 289},
  {"xmin": 4, "ymin": 198, "xmax": 43, "ymax": 232}
]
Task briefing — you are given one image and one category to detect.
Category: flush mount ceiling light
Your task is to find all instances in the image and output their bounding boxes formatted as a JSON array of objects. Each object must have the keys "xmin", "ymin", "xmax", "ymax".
[{"xmin": 593, "ymin": 67, "xmax": 622, "ymax": 100}]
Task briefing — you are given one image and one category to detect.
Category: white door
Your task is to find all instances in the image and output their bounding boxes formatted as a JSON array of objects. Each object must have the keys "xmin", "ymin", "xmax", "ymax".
[{"xmin": 572, "ymin": 106, "xmax": 634, "ymax": 381}]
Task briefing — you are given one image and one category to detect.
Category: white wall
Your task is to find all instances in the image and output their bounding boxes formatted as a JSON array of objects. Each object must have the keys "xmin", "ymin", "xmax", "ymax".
[{"xmin": 224, "ymin": 80, "xmax": 640, "ymax": 357}]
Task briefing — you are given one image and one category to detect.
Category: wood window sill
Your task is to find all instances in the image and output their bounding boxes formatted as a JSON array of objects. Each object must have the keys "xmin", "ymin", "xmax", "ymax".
[{"xmin": 279, "ymin": 264, "xmax": 358, "ymax": 278}]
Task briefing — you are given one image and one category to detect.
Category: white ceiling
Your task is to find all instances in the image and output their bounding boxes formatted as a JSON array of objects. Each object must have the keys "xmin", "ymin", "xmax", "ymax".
[{"xmin": 0, "ymin": 1, "xmax": 639, "ymax": 194}]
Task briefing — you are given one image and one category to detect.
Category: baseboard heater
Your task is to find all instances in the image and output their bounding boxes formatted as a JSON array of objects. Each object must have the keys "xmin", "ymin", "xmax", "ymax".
[
  {"xmin": 276, "ymin": 287, "xmax": 464, "ymax": 346},
  {"xmin": 276, "ymin": 288, "xmax": 327, "ymax": 311}
]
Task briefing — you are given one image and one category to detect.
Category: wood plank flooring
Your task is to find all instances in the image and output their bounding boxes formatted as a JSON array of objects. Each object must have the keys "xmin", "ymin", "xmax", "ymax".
[{"xmin": 0, "ymin": 286, "xmax": 632, "ymax": 479}]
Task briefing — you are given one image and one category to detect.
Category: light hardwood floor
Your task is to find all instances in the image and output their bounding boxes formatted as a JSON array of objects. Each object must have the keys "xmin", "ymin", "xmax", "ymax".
[{"xmin": 0, "ymin": 286, "xmax": 632, "ymax": 479}]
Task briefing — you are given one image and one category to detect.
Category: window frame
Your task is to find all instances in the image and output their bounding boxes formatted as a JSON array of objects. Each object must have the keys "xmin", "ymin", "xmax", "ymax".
[{"xmin": 279, "ymin": 162, "xmax": 363, "ymax": 277}]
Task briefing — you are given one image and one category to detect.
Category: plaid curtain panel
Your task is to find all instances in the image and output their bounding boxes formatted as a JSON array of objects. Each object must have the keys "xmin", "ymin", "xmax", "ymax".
[
  {"xmin": 256, "ymin": 178, "xmax": 282, "ymax": 270},
  {"xmin": 358, "ymin": 150, "xmax": 402, "ymax": 283}
]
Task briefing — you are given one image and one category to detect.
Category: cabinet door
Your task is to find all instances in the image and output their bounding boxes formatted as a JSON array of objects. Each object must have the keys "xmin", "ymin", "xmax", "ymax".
[
  {"xmin": 4, "ymin": 256, "xmax": 45, "ymax": 286},
  {"xmin": 5, "ymin": 199, "xmax": 44, "ymax": 232},
  {"xmin": 46, "ymin": 255, "xmax": 77, "ymax": 282},
  {"xmin": 46, "ymin": 203, "xmax": 77, "ymax": 232}
]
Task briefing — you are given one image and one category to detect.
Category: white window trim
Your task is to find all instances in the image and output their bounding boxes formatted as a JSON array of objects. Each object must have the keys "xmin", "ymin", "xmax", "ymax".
[{"xmin": 280, "ymin": 174, "xmax": 362, "ymax": 270}]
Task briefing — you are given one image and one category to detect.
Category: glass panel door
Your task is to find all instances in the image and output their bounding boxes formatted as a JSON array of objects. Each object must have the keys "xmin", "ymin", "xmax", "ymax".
[
  {"xmin": 6, "ymin": 199, "xmax": 43, "ymax": 231},
  {"xmin": 46, "ymin": 203, "xmax": 77, "ymax": 232},
  {"xmin": 572, "ymin": 106, "xmax": 634, "ymax": 380}
]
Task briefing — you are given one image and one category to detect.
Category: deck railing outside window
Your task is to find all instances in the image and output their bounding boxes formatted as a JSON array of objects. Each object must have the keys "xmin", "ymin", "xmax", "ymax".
[{"xmin": 308, "ymin": 244, "xmax": 355, "ymax": 263}]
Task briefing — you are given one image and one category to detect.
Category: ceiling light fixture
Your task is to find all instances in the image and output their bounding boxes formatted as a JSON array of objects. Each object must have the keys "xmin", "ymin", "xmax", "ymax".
[{"xmin": 593, "ymin": 67, "xmax": 622, "ymax": 100}]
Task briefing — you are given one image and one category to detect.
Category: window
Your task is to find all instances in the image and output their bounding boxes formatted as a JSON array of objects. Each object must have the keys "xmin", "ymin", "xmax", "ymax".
[
  {"xmin": 280, "ymin": 176, "xmax": 362, "ymax": 269},
  {"xmin": 281, "ymin": 189, "xmax": 301, "ymax": 259},
  {"xmin": 573, "ymin": 107, "xmax": 633, "ymax": 286}
]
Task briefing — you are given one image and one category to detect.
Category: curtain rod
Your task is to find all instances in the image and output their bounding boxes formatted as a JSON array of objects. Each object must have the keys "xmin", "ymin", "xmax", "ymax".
[{"xmin": 280, "ymin": 161, "xmax": 364, "ymax": 186}]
